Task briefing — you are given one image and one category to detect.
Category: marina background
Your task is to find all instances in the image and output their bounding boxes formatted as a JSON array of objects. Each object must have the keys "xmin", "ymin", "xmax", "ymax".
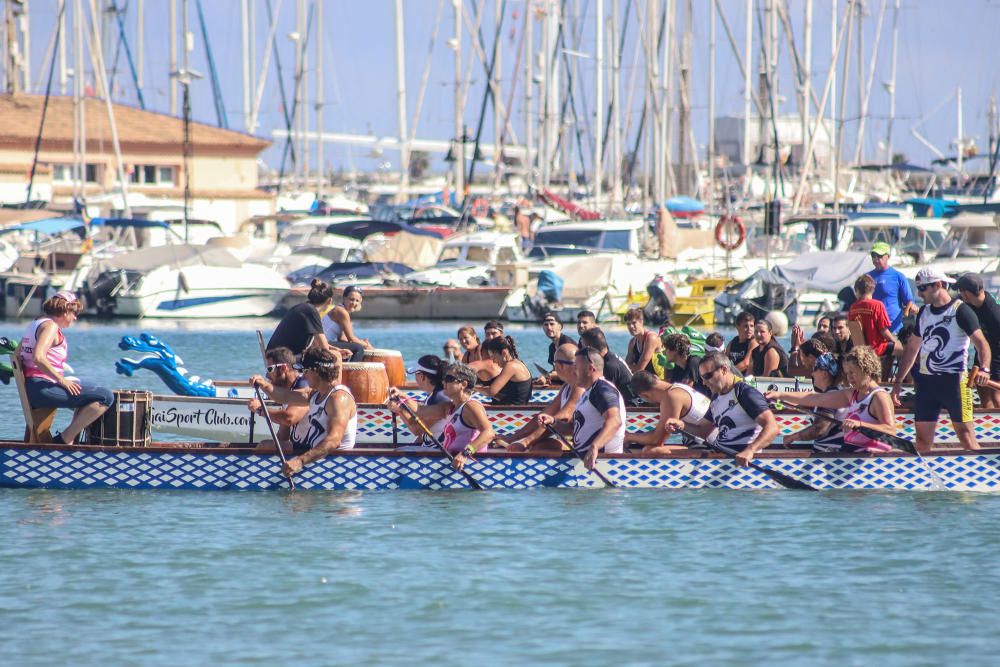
[{"xmin": 2, "ymin": 321, "xmax": 1000, "ymax": 665}]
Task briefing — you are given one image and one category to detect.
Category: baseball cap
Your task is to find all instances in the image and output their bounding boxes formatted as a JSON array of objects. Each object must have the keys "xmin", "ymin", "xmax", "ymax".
[
  {"xmin": 915, "ymin": 267, "xmax": 955, "ymax": 287},
  {"xmin": 542, "ymin": 311, "xmax": 562, "ymax": 324},
  {"xmin": 870, "ymin": 242, "xmax": 891, "ymax": 256},
  {"xmin": 407, "ymin": 354, "xmax": 443, "ymax": 376},
  {"xmin": 955, "ymin": 273, "xmax": 985, "ymax": 294},
  {"xmin": 291, "ymin": 359, "xmax": 338, "ymax": 371},
  {"xmin": 53, "ymin": 290, "xmax": 78, "ymax": 302}
]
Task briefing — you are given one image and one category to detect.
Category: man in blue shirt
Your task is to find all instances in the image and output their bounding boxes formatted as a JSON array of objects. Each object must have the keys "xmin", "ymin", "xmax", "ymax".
[{"xmin": 867, "ymin": 241, "xmax": 916, "ymax": 333}]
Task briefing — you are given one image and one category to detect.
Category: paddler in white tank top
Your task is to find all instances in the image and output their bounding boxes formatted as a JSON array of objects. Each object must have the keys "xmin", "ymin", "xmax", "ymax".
[
  {"xmin": 498, "ymin": 343, "xmax": 585, "ymax": 453},
  {"xmin": 388, "ymin": 362, "xmax": 494, "ymax": 473},
  {"xmin": 250, "ymin": 347, "xmax": 358, "ymax": 478},
  {"xmin": 767, "ymin": 346, "xmax": 899, "ymax": 452},
  {"xmin": 625, "ymin": 371, "xmax": 712, "ymax": 455}
]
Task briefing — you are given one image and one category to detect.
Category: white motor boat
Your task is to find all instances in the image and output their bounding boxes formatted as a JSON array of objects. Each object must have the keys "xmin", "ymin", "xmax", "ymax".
[
  {"xmin": 405, "ymin": 231, "xmax": 524, "ymax": 287},
  {"xmin": 82, "ymin": 244, "xmax": 290, "ymax": 318}
]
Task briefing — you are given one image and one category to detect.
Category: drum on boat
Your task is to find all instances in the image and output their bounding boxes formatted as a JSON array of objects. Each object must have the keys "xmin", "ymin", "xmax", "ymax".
[
  {"xmin": 341, "ymin": 362, "xmax": 390, "ymax": 404},
  {"xmin": 362, "ymin": 348, "xmax": 405, "ymax": 387},
  {"xmin": 85, "ymin": 390, "xmax": 153, "ymax": 447}
]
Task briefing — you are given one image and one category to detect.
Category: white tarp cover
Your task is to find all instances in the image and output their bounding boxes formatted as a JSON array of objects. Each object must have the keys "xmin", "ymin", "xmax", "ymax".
[
  {"xmin": 364, "ymin": 231, "xmax": 442, "ymax": 269},
  {"xmin": 775, "ymin": 250, "xmax": 872, "ymax": 293}
]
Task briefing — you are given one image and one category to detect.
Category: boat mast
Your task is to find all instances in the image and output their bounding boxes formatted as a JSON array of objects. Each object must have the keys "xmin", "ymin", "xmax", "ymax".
[
  {"xmin": 393, "ymin": 0, "xmax": 408, "ymax": 202},
  {"xmin": 524, "ymin": 0, "xmax": 533, "ymax": 190},
  {"xmin": 241, "ymin": 0, "xmax": 250, "ymax": 130},
  {"xmin": 834, "ymin": 0, "xmax": 854, "ymax": 215},
  {"xmin": 315, "ymin": 0, "xmax": 324, "ymax": 201},
  {"xmin": 610, "ymin": 0, "xmax": 622, "ymax": 210},
  {"xmin": 742, "ymin": 0, "xmax": 752, "ymax": 190},
  {"xmin": 593, "ymin": 0, "xmax": 603, "ymax": 208},
  {"xmin": 885, "ymin": 0, "xmax": 899, "ymax": 162},
  {"xmin": 74, "ymin": 0, "xmax": 85, "ymax": 203},
  {"xmin": 453, "ymin": 0, "xmax": 464, "ymax": 198},
  {"xmin": 828, "ymin": 0, "xmax": 837, "ymax": 198},
  {"xmin": 707, "ymin": 0, "xmax": 715, "ymax": 206},
  {"xmin": 59, "ymin": 0, "xmax": 68, "ymax": 94},
  {"xmin": 169, "ymin": 0, "xmax": 177, "ymax": 114},
  {"xmin": 801, "ymin": 0, "xmax": 812, "ymax": 178},
  {"xmin": 957, "ymin": 87, "xmax": 964, "ymax": 175}
]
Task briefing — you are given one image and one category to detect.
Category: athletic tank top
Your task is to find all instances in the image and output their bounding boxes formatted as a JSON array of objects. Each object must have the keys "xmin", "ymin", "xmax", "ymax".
[
  {"xmin": 810, "ymin": 385, "xmax": 849, "ymax": 453},
  {"xmin": 557, "ymin": 383, "xmax": 575, "ymax": 410},
  {"xmin": 572, "ymin": 378, "xmax": 626, "ymax": 455},
  {"xmin": 322, "ymin": 313, "xmax": 343, "ymax": 342},
  {"xmin": 416, "ymin": 388, "xmax": 449, "ymax": 444},
  {"xmin": 490, "ymin": 363, "xmax": 533, "ymax": 405},
  {"xmin": 751, "ymin": 338, "xmax": 789, "ymax": 377},
  {"xmin": 20, "ymin": 318, "xmax": 67, "ymax": 382},
  {"xmin": 441, "ymin": 401, "xmax": 484, "ymax": 455},
  {"xmin": 673, "ymin": 382, "xmax": 710, "ymax": 424},
  {"xmin": 626, "ymin": 333, "xmax": 657, "ymax": 374},
  {"xmin": 842, "ymin": 387, "xmax": 892, "ymax": 453},
  {"xmin": 727, "ymin": 336, "xmax": 752, "ymax": 367},
  {"xmin": 290, "ymin": 384, "xmax": 357, "ymax": 451},
  {"xmin": 917, "ymin": 299, "xmax": 970, "ymax": 375}
]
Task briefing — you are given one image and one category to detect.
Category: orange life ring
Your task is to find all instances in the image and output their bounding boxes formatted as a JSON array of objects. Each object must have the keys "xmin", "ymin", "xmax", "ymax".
[{"xmin": 715, "ymin": 215, "xmax": 746, "ymax": 251}]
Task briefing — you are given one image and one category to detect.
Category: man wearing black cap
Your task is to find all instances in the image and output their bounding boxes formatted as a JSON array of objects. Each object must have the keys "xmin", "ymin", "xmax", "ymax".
[
  {"xmin": 957, "ymin": 273, "xmax": 1000, "ymax": 408},
  {"xmin": 539, "ymin": 312, "xmax": 575, "ymax": 384}
]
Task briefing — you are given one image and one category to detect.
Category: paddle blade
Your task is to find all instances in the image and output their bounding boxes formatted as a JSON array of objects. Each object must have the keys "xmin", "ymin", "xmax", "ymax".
[{"xmin": 751, "ymin": 462, "xmax": 817, "ymax": 491}]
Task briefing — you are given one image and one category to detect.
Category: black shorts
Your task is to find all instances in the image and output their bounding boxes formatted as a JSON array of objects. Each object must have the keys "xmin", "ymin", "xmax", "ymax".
[
  {"xmin": 992, "ymin": 358, "xmax": 1000, "ymax": 382},
  {"xmin": 913, "ymin": 371, "xmax": 973, "ymax": 424}
]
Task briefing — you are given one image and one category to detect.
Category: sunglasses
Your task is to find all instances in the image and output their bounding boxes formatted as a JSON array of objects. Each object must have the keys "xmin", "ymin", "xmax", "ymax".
[
  {"xmin": 555, "ymin": 359, "xmax": 574, "ymax": 366},
  {"xmin": 917, "ymin": 284, "xmax": 934, "ymax": 292},
  {"xmin": 701, "ymin": 366, "xmax": 724, "ymax": 381},
  {"xmin": 266, "ymin": 363, "xmax": 288, "ymax": 373},
  {"xmin": 443, "ymin": 374, "xmax": 462, "ymax": 384}
]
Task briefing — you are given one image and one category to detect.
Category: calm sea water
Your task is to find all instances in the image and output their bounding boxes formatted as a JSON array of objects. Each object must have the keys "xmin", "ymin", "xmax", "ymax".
[{"xmin": 2, "ymin": 320, "xmax": 999, "ymax": 665}]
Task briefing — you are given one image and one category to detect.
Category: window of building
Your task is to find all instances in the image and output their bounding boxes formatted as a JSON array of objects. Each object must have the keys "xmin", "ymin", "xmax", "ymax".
[
  {"xmin": 130, "ymin": 164, "xmax": 175, "ymax": 186},
  {"xmin": 51, "ymin": 163, "xmax": 100, "ymax": 183}
]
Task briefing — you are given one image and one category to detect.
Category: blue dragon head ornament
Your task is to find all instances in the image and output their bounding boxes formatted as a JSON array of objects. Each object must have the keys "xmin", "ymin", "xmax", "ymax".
[{"xmin": 115, "ymin": 333, "xmax": 231, "ymax": 397}]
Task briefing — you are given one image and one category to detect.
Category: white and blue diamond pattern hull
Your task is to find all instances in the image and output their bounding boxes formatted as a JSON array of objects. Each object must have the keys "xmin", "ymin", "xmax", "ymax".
[{"xmin": 3, "ymin": 445, "xmax": 1000, "ymax": 492}]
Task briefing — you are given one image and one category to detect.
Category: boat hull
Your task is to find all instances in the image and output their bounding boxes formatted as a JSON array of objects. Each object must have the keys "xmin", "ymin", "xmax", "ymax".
[
  {"xmin": 148, "ymin": 395, "xmax": 1000, "ymax": 447},
  {"xmin": 3, "ymin": 444, "xmax": 999, "ymax": 491}
]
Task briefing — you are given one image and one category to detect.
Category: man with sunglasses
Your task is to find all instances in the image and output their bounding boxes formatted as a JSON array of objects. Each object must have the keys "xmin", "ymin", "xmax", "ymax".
[
  {"xmin": 892, "ymin": 267, "xmax": 991, "ymax": 453},
  {"xmin": 501, "ymin": 343, "xmax": 584, "ymax": 452},
  {"xmin": 867, "ymin": 241, "xmax": 916, "ymax": 334},
  {"xmin": 666, "ymin": 351, "xmax": 779, "ymax": 467},
  {"xmin": 538, "ymin": 346, "xmax": 625, "ymax": 470},
  {"xmin": 247, "ymin": 346, "xmax": 310, "ymax": 448}
]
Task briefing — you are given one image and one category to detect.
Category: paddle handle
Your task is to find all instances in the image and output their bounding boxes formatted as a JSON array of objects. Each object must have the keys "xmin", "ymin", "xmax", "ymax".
[
  {"xmin": 253, "ymin": 384, "xmax": 295, "ymax": 490},
  {"xmin": 395, "ymin": 399, "xmax": 484, "ymax": 490},
  {"xmin": 969, "ymin": 366, "xmax": 1000, "ymax": 391},
  {"xmin": 541, "ymin": 421, "xmax": 617, "ymax": 488}
]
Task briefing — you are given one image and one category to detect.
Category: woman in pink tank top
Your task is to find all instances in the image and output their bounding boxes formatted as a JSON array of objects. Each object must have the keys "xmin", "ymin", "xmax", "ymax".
[
  {"xmin": 766, "ymin": 346, "xmax": 898, "ymax": 453},
  {"xmin": 389, "ymin": 362, "xmax": 494, "ymax": 472},
  {"xmin": 19, "ymin": 291, "xmax": 114, "ymax": 444}
]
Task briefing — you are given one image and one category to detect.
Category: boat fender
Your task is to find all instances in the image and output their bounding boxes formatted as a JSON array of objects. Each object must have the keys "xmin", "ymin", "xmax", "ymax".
[
  {"xmin": 178, "ymin": 271, "xmax": 190, "ymax": 293},
  {"xmin": 715, "ymin": 215, "xmax": 746, "ymax": 251}
]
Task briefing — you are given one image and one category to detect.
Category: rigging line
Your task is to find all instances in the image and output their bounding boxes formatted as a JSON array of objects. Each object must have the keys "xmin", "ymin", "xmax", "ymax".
[
  {"xmin": 407, "ymin": 0, "xmax": 446, "ymax": 145},
  {"xmin": 458, "ymin": 0, "xmax": 488, "ymax": 117},
  {"xmin": 463, "ymin": 0, "xmax": 508, "ymax": 215},
  {"xmin": 600, "ymin": 0, "xmax": 633, "ymax": 164},
  {"xmin": 112, "ymin": 1, "xmax": 146, "ymax": 109},
  {"xmin": 755, "ymin": 1, "xmax": 786, "ymax": 198},
  {"xmin": 623, "ymin": 0, "xmax": 667, "ymax": 205},
  {"xmin": 493, "ymin": 3, "xmax": 527, "ymax": 189},
  {"xmin": 276, "ymin": 0, "xmax": 315, "ymax": 199},
  {"xmin": 195, "ymin": 0, "xmax": 227, "ymax": 127},
  {"xmin": 462, "ymin": 0, "xmax": 519, "ymax": 146},
  {"xmin": 26, "ymin": 2, "xmax": 67, "ymax": 206},
  {"xmin": 550, "ymin": 0, "xmax": 592, "ymax": 181},
  {"xmin": 263, "ymin": 0, "xmax": 295, "ymax": 164}
]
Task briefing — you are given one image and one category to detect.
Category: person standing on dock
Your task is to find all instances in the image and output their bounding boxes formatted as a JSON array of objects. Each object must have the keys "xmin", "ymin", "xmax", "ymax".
[
  {"xmin": 867, "ymin": 242, "xmax": 916, "ymax": 334},
  {"xmin": 538, "ymin": 346, "xmax": 625, "ymax": 470},
  {"xmin": 892, "ymin": 268, "xmax": 992, "ymax": 453},
  {"xmin": 956, "ymin": 273, "xmax": 1000, "ymax": 408},
  {"xmin": 666, "ymin": 351, "xmax": 780, "ymax": 467},
  {"xmin": 849, "ymin": 274, "xmax": 902, "ymax": 380}
]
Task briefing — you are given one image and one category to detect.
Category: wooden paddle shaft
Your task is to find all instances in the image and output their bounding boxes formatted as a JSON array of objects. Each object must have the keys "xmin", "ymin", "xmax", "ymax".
[{"xmin": 969, "ymin": 367, "xmax": 1000, "ymax": 392}]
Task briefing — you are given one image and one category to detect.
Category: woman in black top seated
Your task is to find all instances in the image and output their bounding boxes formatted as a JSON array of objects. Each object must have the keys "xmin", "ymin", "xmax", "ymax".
[
  {"xmin": 267, "ymin": 279, "xmax": 334, "ymax": 356},
  {"xmin": 750, "ymin": 318, "xmax": 789, "ymax": 377},
  {"xmin": 479, "ymin": 335, "xmax": 533, "ymax": 405}
]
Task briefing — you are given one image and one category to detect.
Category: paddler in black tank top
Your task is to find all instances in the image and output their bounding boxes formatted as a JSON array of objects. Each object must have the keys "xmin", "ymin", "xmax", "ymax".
[
  {"xmin": 726, "ymin": 311, "xmax": 759, "ymax": 375},
  {"xmin": 750, "ymin": 319, "xmax": 788, "ymax": 377}
]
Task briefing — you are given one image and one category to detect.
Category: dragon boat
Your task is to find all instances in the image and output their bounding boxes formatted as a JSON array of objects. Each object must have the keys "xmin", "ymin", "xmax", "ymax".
[
  {"xmin": 148, "ymin": 394, "xmax": 1000, "ymax": 447},
  {"xmin": 3, "ymin": 440, "xmax": 1000, "ymax": 491}
]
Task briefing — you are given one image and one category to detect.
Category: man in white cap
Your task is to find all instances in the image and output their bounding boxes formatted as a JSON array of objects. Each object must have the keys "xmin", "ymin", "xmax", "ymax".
[{"xmin": 892, "ymin": 267, "xmax": 992, "ymax": 452}]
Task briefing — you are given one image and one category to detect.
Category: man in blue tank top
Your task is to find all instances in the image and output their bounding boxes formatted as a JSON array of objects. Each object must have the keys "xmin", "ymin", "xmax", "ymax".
[{"xmin": 867, "ymin": 242, "xmax": 916, "ymax": 334}]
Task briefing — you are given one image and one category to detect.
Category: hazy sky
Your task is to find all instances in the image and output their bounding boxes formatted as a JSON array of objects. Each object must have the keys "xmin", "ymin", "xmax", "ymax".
[{"xmin": 24, "ymin": 0, "xmax": 1000, "ymax": 177}]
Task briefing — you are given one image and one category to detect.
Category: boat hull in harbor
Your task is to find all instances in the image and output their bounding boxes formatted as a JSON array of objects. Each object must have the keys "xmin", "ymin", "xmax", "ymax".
[
  {"xmin": 148, "ymin": 395, "xmax": 1000, "ymax": 447},
  {"xmin": 281, "ymin": 285, "xmax": 511, "ymax": 319},
  {"xmin": 2, "ymin": 443, "xmax": 999, "ymax": 491}
]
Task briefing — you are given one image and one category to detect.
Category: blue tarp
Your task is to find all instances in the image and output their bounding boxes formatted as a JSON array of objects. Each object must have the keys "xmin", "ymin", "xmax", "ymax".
[
  {"xmin": 664, "ymin": 196, "xmax": 705, "ymax": 214},
  {"xmin": 90, "ymin": 217, "xmax": 171, "ymax": 229},
  {"xmin": 324, "ymin": 219, "xmax": 444, "ymax": 240},
  {"xmin": 904, "ymin": 197, "xmax": 960, "ymax": 218},
  {"xmin": 0, "ymin": 217, "xmax": 85, "ymax": 235},
  {"xmin": 537, "ymin": 270, "xmax": 564, "ymax": 303}
]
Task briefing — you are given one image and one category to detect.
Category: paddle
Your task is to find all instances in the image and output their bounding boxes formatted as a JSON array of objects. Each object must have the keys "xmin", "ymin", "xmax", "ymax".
[
  {"xmin": 772, "ymin": 399, "xmax": 918, "ymax": 454},
  {"xmin": 392, "ymin": 398, "xmax": 484, "ymax": 490},
  {"xmin": 253, "ymin": 384, "xmax": 295, "ymax": 490},
  {"xmin": 684, "ymin": 432, "xmax": 817, "ymax": 491},
  {"xmin": 969, "ymin": 366, "xmax": 1000, "ymax": 392},
  {"xmin": 540, "ymin": 421, "xmax": 618, "ymax": 488},
  {"xmin": 772, "ymin": 399, "xmax": 944, "ymax": 490}
]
